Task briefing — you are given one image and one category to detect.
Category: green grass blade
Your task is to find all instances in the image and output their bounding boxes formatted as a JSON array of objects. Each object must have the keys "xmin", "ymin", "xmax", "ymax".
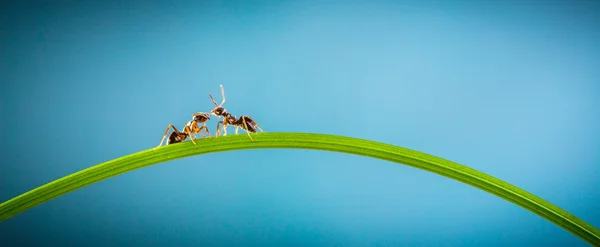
[{"xmin": 0, "ymin": 132, "xmax": 598, "ymax": 245}]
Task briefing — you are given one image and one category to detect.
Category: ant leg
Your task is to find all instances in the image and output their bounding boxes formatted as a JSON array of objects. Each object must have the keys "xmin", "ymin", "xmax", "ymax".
[
  {"xmin": 190, "ymin": 124, "xmax": 202, "ymax": 138},
  {"xmin": 196, "ymin": 125, "xmax": 209, "ymax": 138},
  {"xmin": 184, "ymin": 125, "xmax": 196, "ymax": 145},
  {"xmin": 198, "ymin": 126, "xmax": 205, "ymax": 138},
  {"xmin": 215, "ymin": 121, "xmax": 223, "ymax": 138},
  {"xmin": 202, "ymin": 124, "xmax": 211, "ymax": 137},
  {"xmin": 222, "ymin": 123, "xmax": 228, "ymax": 136},
  {"xmin": 235, "ymin": 126, "xmax": 239, "ymax": 134},
  {"xmin": 155, "ymin": 124, "xmax": 178, "ymax": 149},
  {"xmin": 241, "ymin": 117, "xmax": 255, "ymax": 142}
]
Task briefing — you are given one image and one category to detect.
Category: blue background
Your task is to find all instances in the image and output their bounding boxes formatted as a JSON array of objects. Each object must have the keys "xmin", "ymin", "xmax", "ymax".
[{"xmin": 1, "ymin": 0, "xmax": 599, "ymax": 246}]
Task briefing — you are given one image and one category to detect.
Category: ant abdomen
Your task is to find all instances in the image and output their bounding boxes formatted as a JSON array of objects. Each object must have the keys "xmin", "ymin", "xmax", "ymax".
[
  {"xmin": 167, "ymin": 132, "xmax": 187, "ymax": 145},
  {"xmin": 238, "ymin": 116, "xmax": 258, "ymax": 132}
]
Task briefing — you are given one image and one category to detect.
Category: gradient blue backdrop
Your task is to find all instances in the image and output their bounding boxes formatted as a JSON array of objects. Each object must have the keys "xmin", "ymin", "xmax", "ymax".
[{"xmin": 1, "ymin": 1, "xmax": 599, "ymax": 246}]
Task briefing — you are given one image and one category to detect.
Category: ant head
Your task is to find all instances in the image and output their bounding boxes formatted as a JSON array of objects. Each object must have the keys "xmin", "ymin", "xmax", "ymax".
[
  {"xmin": 211, "ymin": 107, "xmax": 226, "ymax": 116},
  {"xmin": 209, "ymin": 85, "xmax": 227, "ymax": 116},
  {"xmin": 192, "ymin": 112, "xmax": 211, "ymax": 122}
]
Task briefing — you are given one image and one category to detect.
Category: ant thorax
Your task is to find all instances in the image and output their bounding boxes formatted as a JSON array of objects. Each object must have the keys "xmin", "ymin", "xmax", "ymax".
[
  {"xmin": 185, "ymin": 120, "xmax": 194, "ymax": 127},
  {"xmin": 225, "ymin": 115, "xmax": 236, "ymax": 124}
]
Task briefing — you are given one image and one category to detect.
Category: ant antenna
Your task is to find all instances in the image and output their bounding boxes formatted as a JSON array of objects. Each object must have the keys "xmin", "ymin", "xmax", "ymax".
[
  {"xmin": 219, "ymin": 85, "xmax": 225, "ymax": 106},
  {"xmin": 209, "ymin": 84, "xmax": 226, "ymax": 107},
  {"xmin": 209, "ymin": 93, "xmax": 218, "ymax": 106}
]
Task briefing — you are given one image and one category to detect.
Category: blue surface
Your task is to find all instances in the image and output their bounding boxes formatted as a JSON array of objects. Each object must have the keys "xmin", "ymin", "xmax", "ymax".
[{"xmin": 1, "ymin": 1, "xmax": 599, "ymax": 246}]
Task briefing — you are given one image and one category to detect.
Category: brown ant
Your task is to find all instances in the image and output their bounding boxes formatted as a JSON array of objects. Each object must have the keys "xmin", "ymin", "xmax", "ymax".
[
  {"xmin": 154, "ymin": 112, "xmax": 211, "ymax": 149},
  {"xmin": 208, "ymin": 85, "xmax": 265, "ymax": 141}
]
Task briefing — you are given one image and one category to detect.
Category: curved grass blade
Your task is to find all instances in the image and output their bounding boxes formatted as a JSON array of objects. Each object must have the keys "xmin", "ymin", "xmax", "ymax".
[{"xmin": 0, "ymin": 132, "xmax": 598, "ymax": 245}]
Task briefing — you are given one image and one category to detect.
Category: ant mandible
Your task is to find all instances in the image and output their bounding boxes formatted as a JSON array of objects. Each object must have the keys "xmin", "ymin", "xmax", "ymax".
[
  {"xmin": 208, "ymin": 85, "xmax": 265, "ymax": 141},
  {"xmin": 154, "ymin": 112, "xmax": 211, "ymax": 149}
]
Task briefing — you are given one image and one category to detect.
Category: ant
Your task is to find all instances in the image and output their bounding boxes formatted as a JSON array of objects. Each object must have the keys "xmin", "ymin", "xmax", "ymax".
[
  {"xmin": 154, "ymin": 112, "xmax": 211, "ymax": 149},
  {"xmin": 208, "ymin": 85, "xmax": 265, "ymax": 141}
]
